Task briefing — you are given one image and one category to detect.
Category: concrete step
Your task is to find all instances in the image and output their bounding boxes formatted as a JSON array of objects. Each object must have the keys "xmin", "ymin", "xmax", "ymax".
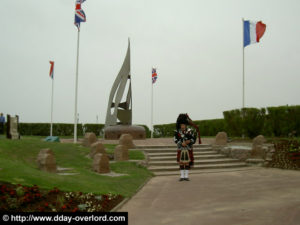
[
  {"xmin": 141, "ymin": 143, "xmax": 249, "ymax": 175},
  {"xmin": 153, "ymin": 166, "xmax": 259, "ymax": 176},
  {"xmin": 143, "ymin": 148, "xmax": 213, "ymax": 153},
  {"xmin": 136, "ymin": 144, "xmax": 211, "ymax": 149},
  {"xmin": 146, "ymin": 151, "xmax": 219, "ymax": 157},
  {"xmin": 148, "ymin": 162, "xmax": 249, "ymax": 172},
  {"xmin": 148, "ymin": 154, "xmax": 226, "ymax": 161},
  {"xmin": 148, "ymin": 158, "xmax": 241, "ymax": 166}
]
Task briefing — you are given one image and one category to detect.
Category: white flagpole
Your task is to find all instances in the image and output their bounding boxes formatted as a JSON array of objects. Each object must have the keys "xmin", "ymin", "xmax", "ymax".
[
  {"xmin": 151, "ymin": 73, "xmax": 153, "ymax": 138},
  {"xmin": 74, "ymin": 29, "xmax": 80, "ymax": 143},
  {"xmin": 242, "ymin": 18, "xmax": 245, "ymax": 139},
  {"xmin": 50, "ymin": 74, "xmax": 54, "ymax": 136},
  {"xmin": 242, "ymin": 18, "xmax": 245, "ymax": 109}
]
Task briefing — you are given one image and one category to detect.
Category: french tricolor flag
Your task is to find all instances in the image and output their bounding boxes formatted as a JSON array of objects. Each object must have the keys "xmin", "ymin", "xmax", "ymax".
[{"xmin": 244, "ymin": 20, "xmax": 266, "ymax": 47}]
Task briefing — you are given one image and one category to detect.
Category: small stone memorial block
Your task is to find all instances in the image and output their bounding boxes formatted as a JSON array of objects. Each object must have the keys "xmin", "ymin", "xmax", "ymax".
[
  {"xmin": 89, "ymin": 142, "xmax": 106, "ymax": 158},
  {"xmin": 119, "ymin": 134, "xmax": 135, "ymax": 149},
  {"xmin": 83, "ymin": 132, "xmax": 97, "ymax": 147},
  {"xmin": 37, "ymin": 148, "xmax": 57, "ymax": 173},
  {"xmin": 215, "ymin": 132, "xmax": 228, "ymax": 145},
  {"xmin": 114, "ymin": 145, "xmax": 129, "ymax": 161},
  {"xmin": 93, "ymin": 153, "xmax": 110, "ymax": 174},
  {"xmin": 6, "ymin": 115, "xmax": 20, "ymax": 140},
  {"xmin": 251, "ymin": 135, "xmax": 267, "ymax": 159}
]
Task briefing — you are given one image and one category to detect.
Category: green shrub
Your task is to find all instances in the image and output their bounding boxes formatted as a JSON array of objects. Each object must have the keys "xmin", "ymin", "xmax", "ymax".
[
  {"xmin": 224, "ymin": 105, "xmax": 300, "ymax": 138},
  {"xmin": 194, "ymin": 119, "xmax": 226, "ymax": 136},
  {"xmin": 223, "ymin": 109, "xmax": 243, "ymax": 137},
  {"xmin": 19, "ymin": 123, "xmax": 83, "ymax": 136},
  {"xmin": 224, "ymin": 108, "xmax": 266, "ymax": 138},
  {"xmin": 83, "ymin": 124, "xmax": 105, "ymax": 137},
  {"xmin": 265, "ymin": 106, "xmax": 300, "ymax": 137},
  {"xmin": 11, "ymin": 105, "xmax": 300, "ymax": 138},
  {"xmin": 18, "ymin": 123, "xmax": 149, "ymax": 138},
  {"xmin": 136, "ymin": 124, "xmax": 151, "ymax": 138},
  {"xmin": 153, "ymin": 119, "xmax": 226, "ymax": 138},
  {"xmin": 153, "ymin": 123, "xmax": 174, "ymax": 138},
  {"xmin": 242, "ymin": 108, "xmax": 266, "ymax": 138}
]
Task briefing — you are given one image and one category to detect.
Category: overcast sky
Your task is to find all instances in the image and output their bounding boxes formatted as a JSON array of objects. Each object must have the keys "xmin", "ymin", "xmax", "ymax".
[{"xmin": 1, "ymin": 0, "xmax": 299, "ymax": 127}]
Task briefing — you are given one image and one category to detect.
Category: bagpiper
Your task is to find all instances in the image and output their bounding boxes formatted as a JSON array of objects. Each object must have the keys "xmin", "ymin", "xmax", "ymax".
[{"xmin": 174, "ymin": 114, "xmax": 201, "ymax": 181}]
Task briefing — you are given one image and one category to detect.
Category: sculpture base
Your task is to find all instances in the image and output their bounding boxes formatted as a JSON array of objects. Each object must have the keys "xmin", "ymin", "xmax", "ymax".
[{"xmin": 104, "ymin": 125, "xmax": 146, "ymax": 140}]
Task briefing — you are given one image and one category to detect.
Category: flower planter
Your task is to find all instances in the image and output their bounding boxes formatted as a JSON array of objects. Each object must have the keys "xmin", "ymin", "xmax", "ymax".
[{"xmin": 0, "ymin": 182, "xmax": 124, "ymax": 212}]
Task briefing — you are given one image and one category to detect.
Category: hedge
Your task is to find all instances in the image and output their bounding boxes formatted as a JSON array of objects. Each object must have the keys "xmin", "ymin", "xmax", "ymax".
[
  {"xmin": 155, "ymin": 105, "xmax": 300, "ymax": 139},
  {"xmin": 223, "ymin": 108, "xmax": 266, "ymax": 138},
  {"xmin": 265, "ymin": 106, "xmax": 300, "ymax": 137},
  {"xmin": 137, "ymin": 125, "xmax": 151, "ymax": 138},
  {"xmin": 18, "ymin": 123, "xmax": 84, "ymax": 136},
  {"xmin": 153, "ymin": 119, "xmax": 226, "ymax": 138},
  {"xmin": 193, "ymin": 119, "xmax": 226, "ymax": 137},
  {"xmin": 16, "ymin": 123, "xmax": 150, "ymax": 138},
  {"xmin": 223, "ymin": 105, "xmax": 300, "ymax": 138},
  {"xmin": 83, "ymin": 124, "xmax": 105, "ymax": 137},
  {"xmin": 7, "ymin": 105, "xmax": 300, "ymax": 138}
]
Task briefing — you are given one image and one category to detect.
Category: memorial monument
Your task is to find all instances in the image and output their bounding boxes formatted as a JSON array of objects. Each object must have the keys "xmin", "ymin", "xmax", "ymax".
[
  {"xmin": 6, "ymin": 114, "xmax": 20, "ymax": 140},
  {"xmin": 104, "ymin": 40, "xmax": 146, "ymax": 139}
]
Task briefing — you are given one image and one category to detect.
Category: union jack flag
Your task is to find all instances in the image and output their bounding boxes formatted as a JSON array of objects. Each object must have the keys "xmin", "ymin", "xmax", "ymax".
[
  {"xmin": 49, "ymin": 61, "xmax": 54, "ymax": 79},
  {"xmin": 152, "ymin": 68, "xmax": 157, "ymax": 84},
  {"xmin": 74, "ymin": 0, "xmax": 86, "ymax": 30}
]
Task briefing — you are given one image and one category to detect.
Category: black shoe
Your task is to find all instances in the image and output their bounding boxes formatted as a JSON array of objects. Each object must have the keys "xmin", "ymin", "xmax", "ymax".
[
  {"xmin": 179, "ymin": 178, "xmax": 184, "ymax": 181},
  {"xmin": 184, "ymin": 178, "xmax": 190, "ymax": 181}
]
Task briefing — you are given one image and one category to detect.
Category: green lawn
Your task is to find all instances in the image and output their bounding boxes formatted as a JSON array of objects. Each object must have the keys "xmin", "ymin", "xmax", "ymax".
[
  {"xmin": 0, "ymin": 136, "xmax": 152, "ymax": 197},
  {"xmin": 105, "ymin": 145, "xmax": 145, "ymax": 160}
]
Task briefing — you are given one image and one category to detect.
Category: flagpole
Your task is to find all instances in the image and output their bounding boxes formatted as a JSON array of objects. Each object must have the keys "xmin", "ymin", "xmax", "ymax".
[
  {"xmin": 242, "ymin": 18, "xmax": 245, "ymax": 109},
  {"xmin": 50, "ymin": 75, "xmax": 54, "ymax": 136},
  {"xmin": 242, "ymin": 18, "xmax": 245, "ymax": 139},
  {"xmin": 74, "ymin": 29, "xmax": 80, "ymax": 143},
  {"xmin": 151, "ymin": 71, "xmax": 153, "ymax": 138}
]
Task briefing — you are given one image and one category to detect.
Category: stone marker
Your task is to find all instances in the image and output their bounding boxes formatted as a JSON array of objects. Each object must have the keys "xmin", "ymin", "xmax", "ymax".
[
  {"xmin": 93, "ymin": 153, "xmax": 110, "ymax": 173},
  {"xmin": 119, "ymin": 134, "xmax": 135, "ymax": 149},
  {"xmin": 215, "ymin": 132, "xmax": 228, "ymax": 145},
  {"xmin": 114, "ymin": 145, "xmax": 129, "ymax": 161},
  {"xmin": 37, "ymin": 148, "xmax": 57, "ymax": 173},
  {"xmin": 253, "ymin": 135, "xmax": 266, "ymax": 147},
  {"xmin": 83, "ymin": 132, "xmax": 97, "ymax": 147},
  {"xmin": 6, "ymin": 115, "xmax": 20, "ymax": 140},
  {"xmin": 89, "ymin": 142, "xmax": 106, "ymax": 158},
  {"xmin": 251, "ymin": 135, "xmax": 267, "ymax": 159}
]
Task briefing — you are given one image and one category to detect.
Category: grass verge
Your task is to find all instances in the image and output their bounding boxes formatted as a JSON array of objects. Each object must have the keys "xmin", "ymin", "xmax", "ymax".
[{"xmin": 0, "ymin": 136, "xmax": 152, "ymax": 197}]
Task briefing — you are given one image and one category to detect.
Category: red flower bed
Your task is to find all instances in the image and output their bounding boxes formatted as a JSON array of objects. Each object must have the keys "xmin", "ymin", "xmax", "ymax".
[{"xmin": 0, "ymin": 182, "xmax": 124, "ymax": 212}]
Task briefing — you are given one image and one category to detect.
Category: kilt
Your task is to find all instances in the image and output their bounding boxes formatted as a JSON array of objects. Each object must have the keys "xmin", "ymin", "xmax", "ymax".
[{"xmin": 177, "ymin": 147, "xmax": 194, "ymax": 169}]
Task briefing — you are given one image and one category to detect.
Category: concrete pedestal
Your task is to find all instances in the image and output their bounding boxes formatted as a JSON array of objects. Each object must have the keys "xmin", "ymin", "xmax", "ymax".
[{"xmin": 104, "ymin": 125, "xmax": 146, "ymax": 140}]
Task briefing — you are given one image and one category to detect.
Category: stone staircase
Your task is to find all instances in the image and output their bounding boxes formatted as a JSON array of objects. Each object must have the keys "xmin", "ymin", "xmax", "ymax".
[{"xmin": 137, "ymin": 144, "xmax": 251, "ymax": 176}]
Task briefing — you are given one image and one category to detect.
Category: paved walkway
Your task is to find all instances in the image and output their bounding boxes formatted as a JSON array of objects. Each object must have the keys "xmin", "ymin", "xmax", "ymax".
[{"xmin": 119, "ymin": 167, "xmax": 300, "ymax": 225}]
